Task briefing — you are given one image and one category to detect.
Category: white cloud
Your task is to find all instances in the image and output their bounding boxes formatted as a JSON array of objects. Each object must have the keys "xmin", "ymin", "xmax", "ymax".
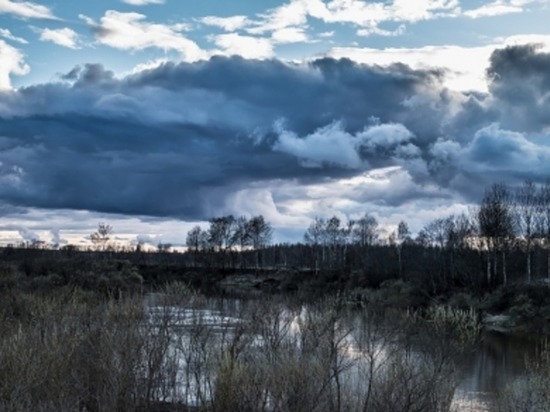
[
  {"xmin": 247, "ymin": 0, "xmax": 460, "ymax": 38},
  {"xmin": 121, "ymin": 0, "xmax": 164, "ymax": 5},
  {"xmin": 359, "ymin": 123, "xmax": 415, "ymax": 151},
  {"xmin": 0, "ymin": 39, "xmax": 29, "ymax": 89},
  {"xmin": 39, "ymin": 27, "xmax": 81, "ymax": 49},
  {"xmin": 274, "ymin": 121, "xmax": 419, "ymax": 170},
  {"xmin": 500, "ymin": 34, "xmax": 550, "ymax": 51},
  {"xmin": 271, "ymin": 27, "xmax": 309, "ymax": 44},
  {"xmin": 83, "ymin": 10, "xmax": 207, "ymax": 62},
  {"xmin": 274, "ymin": 121, "xmax": 365, "ymax": 169},
  {"xmin": 253, "ymin": 166, "xmax": 464, "ymax": 238},
  {"xmin": 318, "ymin": 30, "xmax": 334, "ymax": 38},
  {"xmin": 0, "ymin": 0, "xmax": 56, "ymax": 19},
  {"xmin": 247, "ymin": 0, "xmax": 311, "ymax": 35},
  {"xmin": 464, "ymin": 0, "xmax": 538, "ymax": 18},
  {"xmin": 0, "ymin": 28, "xmax": 27, "ymax": 44},
  {"xmin": 464, "ymin": 2, "xmax": 522, "ymax": 18},
  {"xmin": 211, "ymin": 33, "xmax": 274, "ymax": 59},
  {"xmin": 389, "ymin": 0, "xmax": 460, "ymax": 21},
  {"xmin": 357, "ymin": 24, "xmax": 406, "ymax": 37},
  {"xmin": 200, "ymin": 15, "xmax": 250, "ymax": 31},
  {"xmin": 0, "ymin": 208, "xmax": 203, "ymax": 248}
]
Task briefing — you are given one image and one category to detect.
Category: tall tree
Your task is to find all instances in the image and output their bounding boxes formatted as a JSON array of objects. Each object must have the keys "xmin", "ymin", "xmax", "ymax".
[
  {"xmin": 304, "ymin": 217, "xmax": 327, "ymax": 272},
  {"xmin": 516, "ymin": 180, "xmax": 537, "ymax": 283},
  {"xmin": 233, "ymin": 216, "xmax": 251, "ymax": 250},
  {"xmin": 208, "ymin": 215, "xmax": 236, "ymax": 252},
  {"xmin": 247, "ymin": 215, "xmax": 273, "ymax": 249},
  {"xmin": 395, "ymin": 220, "xmax": 410, "ymax": 279},
  {"xmin": 477, "ymin": 183, "xmax": 516, "ymax": 285},
  {"xmin": 353, "ymin": 214, "xmax": 379, "ymax": 248},
  {"xmin": 186, "ymin": 225, "xmax": 204, "ymax": 252},
  {"xmin": 538, "ymin": 181, "xmax": 550, "ymax": 280},
  {"xmin": 247, "ymin": 215, "xmax": 273, "ymax": 269},
  {"xmin": 445, "ymin": 214, "xmax": 475, "ymax": 281}
]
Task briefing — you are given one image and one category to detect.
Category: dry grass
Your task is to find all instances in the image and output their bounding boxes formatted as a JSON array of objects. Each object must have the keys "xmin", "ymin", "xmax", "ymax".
[{"xmin": 0, "ymin": 287, "xmax": 474, "ymax": 412}]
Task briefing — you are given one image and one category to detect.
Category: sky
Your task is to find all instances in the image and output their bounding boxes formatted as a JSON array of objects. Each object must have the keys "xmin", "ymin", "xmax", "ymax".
[{"xmin": 0, "ymin": 0, "xmax": 550, "ymax": 248}]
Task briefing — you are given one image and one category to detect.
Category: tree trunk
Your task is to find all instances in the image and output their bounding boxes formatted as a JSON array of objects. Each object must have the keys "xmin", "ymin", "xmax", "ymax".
[
  {"xmin": 487, "ymin": 257, "xmax": 491, "ymax": 285},
  {"xmin": 526, "ymin": 247, "xmax": 532, "ymax": 283},
  {"xmin": 397, "ymin": 246, "xmax": 403, "ymax": 279},
  {"xmin": 502, "ymin": 250, "xmax": 507, "ymax": 286}
]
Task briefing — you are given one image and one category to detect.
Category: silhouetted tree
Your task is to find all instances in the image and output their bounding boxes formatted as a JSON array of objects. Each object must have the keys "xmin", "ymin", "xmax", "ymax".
[
  {"xmin": 538, "ymin": 181, "xmax": 550, "ymax": 279},
  {"xmin": 397, "ymin": 221, "xmax": 410, "ymax": 278},
  {"xmin": 90, "ymin": 223, "xmax": 113, "ymax": 251},
  {"xmin": 247, "ymin": 215, "xmax": 273, "ymax": 269},
  {"xmin": 186, "ymin": 226, "xmax": 204, "ymax": 252},
  {"xmin": 353, "ymin": 214, "xmax": 379, "ymax": 247},
  {"xmin": 478, "ymin": 183, "xmax": 516, "ymax": 285},
  {"xmin": 208, "ymin": 215, "xmax": 236, "ymax": 252},
  {"xmin": 247, "ymin": 215, "xmax": 273, "ymax": 249},
  {"xmin": 516, "ymin": 180, "xmax": 538, "ymax": 282}
]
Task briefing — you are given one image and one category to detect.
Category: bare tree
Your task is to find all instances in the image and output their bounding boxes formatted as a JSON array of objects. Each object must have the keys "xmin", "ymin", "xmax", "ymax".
[
  {"xmin": 247, "ymin": 215, "xmax": 273, "ymax": 270},
  {"xmin": 90, "ymin": 223, "xmax": 113, "ymax": 251},
  {"xmin": 208, "ymin": 215, "xmax": 236, "ymax": 253},
  {"xmin": 232, "ymin": 216, "xmax": 251, "ymax": 251},
  {"xmin": 421, "ymin": 218, "xmax": 448, "ymax": 249},
  {"xmin": 186, "ymin": 226, "xmax": 204, "ymax": 252},
  {"xmin": 477, "ymin": 183, "xmax": 516, "ymax": 285},
  {"xmin": 396, "ymin": 221, "xmax": 410, "ymax": 279},
  {"xmin": 538, "ymin": 181, "xmax": 550, "ymax": 280},
  {"xmin": 305, "ymin": 217, "xmax": 327, "ymax": 272},
  {"xmin": 516, "ymin": 180, "xmax": 538, "ymax": 283},
  {"xmin": 352, "ymin": 214, "xmax": 379, "ymax": 248},
  {"xmin": 247, "ymin": 215, "xmax": 273, "ymax": 250},
  {"xmin": 157, "ymin": 243, "xmax": 172, "ymax": 253}
]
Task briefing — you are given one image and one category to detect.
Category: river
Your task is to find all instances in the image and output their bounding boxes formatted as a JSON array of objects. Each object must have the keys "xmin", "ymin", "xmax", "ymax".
[{"xmin": 146, "ymin": 293, "xmax": 545, "ymax": 411}]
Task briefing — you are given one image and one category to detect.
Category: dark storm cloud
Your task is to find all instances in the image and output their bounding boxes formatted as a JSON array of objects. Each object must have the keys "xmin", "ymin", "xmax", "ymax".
[
  {"xmin": 0, "ymin": 49, "xmax": 548, "ymax": 219},
  {"xmin": 426, "ymin": 44, "xmax": 550, "ymax": 200},
  {"xmin": 487, "ymin": 44, "xmax": 550, "ymax": 132}
]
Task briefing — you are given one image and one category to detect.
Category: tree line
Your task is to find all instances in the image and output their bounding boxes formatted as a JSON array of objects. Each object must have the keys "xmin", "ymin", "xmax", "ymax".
[{"xmin": 179, "ymin": 180, "xmax": 550, "ymax": 292}]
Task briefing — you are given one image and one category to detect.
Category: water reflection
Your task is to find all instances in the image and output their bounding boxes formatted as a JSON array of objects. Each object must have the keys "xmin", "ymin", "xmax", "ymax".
[{"xmin": 145, "ymin": 294, "xmax": 544, "ymax": 411}]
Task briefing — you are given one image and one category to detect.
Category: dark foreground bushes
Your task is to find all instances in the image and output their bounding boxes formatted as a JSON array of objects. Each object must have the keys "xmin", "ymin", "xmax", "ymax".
[{"xmin": 0, "ymin": 282, "xmax": 487, "ymax": 412}]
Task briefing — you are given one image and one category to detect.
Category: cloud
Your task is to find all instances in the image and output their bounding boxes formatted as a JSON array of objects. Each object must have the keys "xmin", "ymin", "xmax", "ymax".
[
  {"xmin": 246, "ymin": 0, "xmax": 459, "ymax": 38},
  {"xmin": 200, "ymin": 15, "xmax": 251, "ymax": 31},
  {"xmin": 271, "ymin": 27, "xmax": 309, "ymax": 44},
  {"xmin": 82, "ymin": 10, "xmax": 206, "ymax": 62},
  {"xmin": 0, "ymin": 28, "xmax": 27, "ymax": 44},
  {"xmin": 326, "ymin": 33, "xmax": 550, "ymax": 92},
  {"xmin": 1, "ymin": 45, "xmax": 550, "ymax": 227},
  {"xmin": 326, "ymin": 44, "xmax": 496, "ymax": 92},
  {"xmin": 464, "ymin": 0, "xmax": 537, "ymax": 18},
  {"xmin": 39, "ymin": 27, "xmax": 81, "ymax": 49},
  {"xmin": 0, "ymin": 39, "xmax": 29, "ymax": 89},
  {"xmin": 0, "ymin": 0, "xmax": 57, "ymax": 20},
  {"xmin": 18, "ymin": 226, "xmax": 40, "ymax": 242},
  {"xmin": 274, "ymin": 121, "xmax": 365, "ymax": 169},
  {"xmin": 0, "ymin": 57, "xmax": 443, "ymax": 220},
  {"xmin": 210, "ymin": 33, "xmax": 274, "ymax": 59},
  {"xmin": 357, "ymin": 24, "xmax": 406, "ymax": 37},
  {"xmin": 121, "ymin": 0, "xmax": 164, "ymax": 5},
  {"xmin": 486, "ymin": 44, "xmax": 550, "ymax": 131},
  {"xmin": 273, "ymin": 121, "xmax": 418, "ymax": 170}
]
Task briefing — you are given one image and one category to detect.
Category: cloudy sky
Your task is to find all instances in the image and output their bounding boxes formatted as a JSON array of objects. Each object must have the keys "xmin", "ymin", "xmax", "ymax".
[{"xmin": 0, "ymin": 0, "xmax": 549, "ymax": 247}]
